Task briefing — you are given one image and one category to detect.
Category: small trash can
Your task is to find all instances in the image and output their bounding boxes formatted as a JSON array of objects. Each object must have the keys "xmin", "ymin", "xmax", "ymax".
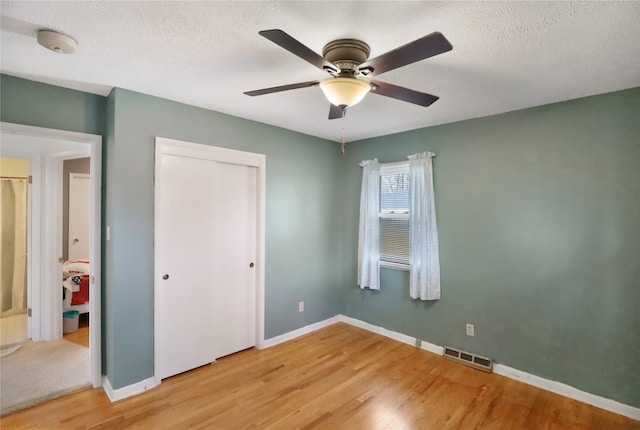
[{"xmin": 63, "ymin": 310, "xmax": 80, "ymax": 334}]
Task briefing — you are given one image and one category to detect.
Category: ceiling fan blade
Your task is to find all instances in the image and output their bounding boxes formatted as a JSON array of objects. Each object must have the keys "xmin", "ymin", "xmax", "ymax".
[
  {"xmin": 359, "ymin": 32, "xmax": 452, "ymax": 76},
  {"xmin": 328, "ymin": 103, "xmax": 346, "ymax": 120},
  {"xmin": 370, "ymin": 80, "xmax": 439, "ymax": 107},
  {"xmin": 259, "ymin": 29, "xmax": 340, "ymax": 74},
  {"xmin": 244, "ymin": 80, "xmax": 320, "ymax": 96}
]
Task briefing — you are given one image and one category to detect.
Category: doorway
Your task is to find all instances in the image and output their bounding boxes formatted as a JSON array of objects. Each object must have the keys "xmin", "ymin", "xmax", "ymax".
[
  {"xmin": 0, "ymin": 122, "xmax": 102, "ymax": 413},
  {"xmin": 62, "ymin": 161, "xmax": 91, "ymax": 349}
]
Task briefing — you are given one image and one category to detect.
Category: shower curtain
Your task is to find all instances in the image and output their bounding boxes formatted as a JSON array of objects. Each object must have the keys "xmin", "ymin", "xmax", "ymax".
[{"xmin": 1, "ymin": 178, "xmax": 28, "ymax": 315}]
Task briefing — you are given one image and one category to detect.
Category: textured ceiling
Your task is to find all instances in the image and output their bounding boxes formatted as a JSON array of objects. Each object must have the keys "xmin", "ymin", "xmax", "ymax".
[{"xmin": 1, "ymin": 1, "xmax": 639, "ymax": 143}]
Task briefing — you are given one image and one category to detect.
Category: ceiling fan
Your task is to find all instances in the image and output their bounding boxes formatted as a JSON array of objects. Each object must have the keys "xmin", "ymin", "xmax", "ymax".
[{"xmin": 244, "ymin": 29, "xmax": 453, "ymax": 119}]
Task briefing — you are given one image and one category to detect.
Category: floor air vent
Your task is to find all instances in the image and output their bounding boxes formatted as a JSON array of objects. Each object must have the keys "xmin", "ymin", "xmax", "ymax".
[{"xmin": 443, "ymin": 346, "xmax": 493, "ymax": 373}]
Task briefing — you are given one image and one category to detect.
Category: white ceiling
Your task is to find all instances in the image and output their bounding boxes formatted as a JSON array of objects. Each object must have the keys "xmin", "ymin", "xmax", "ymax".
[{"xmin": 1, "ymin": 1, "xmax": 639, "ymax": 143}]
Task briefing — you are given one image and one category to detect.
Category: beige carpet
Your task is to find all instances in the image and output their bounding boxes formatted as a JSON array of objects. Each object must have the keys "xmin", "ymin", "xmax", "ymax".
[{"xmin": 0, "ymin": 339, "xmax": 90, "ymax": 416}]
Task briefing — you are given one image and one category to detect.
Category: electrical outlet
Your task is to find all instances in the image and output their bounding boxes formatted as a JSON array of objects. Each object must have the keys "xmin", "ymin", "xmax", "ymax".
[
  {"xmin": 298, "ymin": 301, "xmax": 304, "ymax": 312},
  {"xmin": 466, "ymin": 323, "xmax": 475, "ymax": 337}
]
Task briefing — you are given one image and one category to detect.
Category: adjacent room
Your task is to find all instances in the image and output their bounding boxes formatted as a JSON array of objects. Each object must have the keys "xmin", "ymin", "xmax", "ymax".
[{"xmin": 0, "ymin": 1, "xmax": 638, "ymax": 428}]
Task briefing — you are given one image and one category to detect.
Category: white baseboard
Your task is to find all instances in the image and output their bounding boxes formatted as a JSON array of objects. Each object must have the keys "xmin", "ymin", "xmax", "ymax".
[
  {"xmin": 102, "ymin": 376, "xmax": 157, "ymax": 403},
  {"xmin": 264, "ymin": 314, "xmax": 639, "ymax": 421},
  {"xmin": 99, "ymin": 316, "xmax": 639, "ymax": 420},
  {"xmin": 337, "ymin": 315, "xmax": 444, "ymax": 355},
  {"xmin": 260, "ymin": 315, "xmax": 342, "ymax": 349},
  {"xmin": 493, "ymin": 364, "xmax": 640, "ymax": 421}
]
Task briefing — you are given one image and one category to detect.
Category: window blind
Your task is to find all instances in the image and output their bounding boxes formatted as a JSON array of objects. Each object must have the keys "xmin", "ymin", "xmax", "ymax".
[
  {"xmin": 380, "ymin": 218, "xmax": 409, "ymax": 264},
  {"xmin": 379, "ymin": 166, "xmax": 409, "ymax": 265}
]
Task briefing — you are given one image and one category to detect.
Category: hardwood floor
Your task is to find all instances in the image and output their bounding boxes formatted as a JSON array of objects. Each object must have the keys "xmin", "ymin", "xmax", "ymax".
[
  {"xmin": 2, "ymin": 323, "xmax": 638, "ymax": 429},
  {"xmin": 63, "ymin": 313, "xmax": 89, "ymax": 348}
]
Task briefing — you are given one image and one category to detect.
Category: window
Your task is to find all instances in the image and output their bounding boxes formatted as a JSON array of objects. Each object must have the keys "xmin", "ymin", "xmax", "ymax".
[
  {"xmin": 379, "ymin": 162, "xmax": 410, "ymax": 268},
  {"xmin": 358, "ymin": 152, "xmax": 440, "ymax": 300}
]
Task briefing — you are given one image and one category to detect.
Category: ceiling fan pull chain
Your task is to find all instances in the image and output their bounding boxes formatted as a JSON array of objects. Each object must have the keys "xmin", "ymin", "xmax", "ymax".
[{"xmin": 341, "ymin": 108, "xmax": 346, "ymax": 154}]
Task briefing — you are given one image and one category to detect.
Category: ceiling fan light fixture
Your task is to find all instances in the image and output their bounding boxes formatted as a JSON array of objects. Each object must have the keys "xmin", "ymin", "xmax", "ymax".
[{"xmin": 319, "ymin": 77, "xmax": 371, "ymax": 107}]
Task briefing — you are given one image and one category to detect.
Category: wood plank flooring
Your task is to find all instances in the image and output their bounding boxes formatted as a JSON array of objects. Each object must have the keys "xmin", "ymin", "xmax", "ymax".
[
  {"xmin": 63, "ymin": 313, "xmax": 89, "ymax": 348},
  {"xmin": 2, "ymin": 323, "xmax": 638, "ymax": 429}
]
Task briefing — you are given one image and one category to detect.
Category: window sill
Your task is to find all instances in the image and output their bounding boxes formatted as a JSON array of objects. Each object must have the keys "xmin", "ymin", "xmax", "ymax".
[{"xmin": 380, "ymin": 261, "xmax": 410, "ymax": 271}]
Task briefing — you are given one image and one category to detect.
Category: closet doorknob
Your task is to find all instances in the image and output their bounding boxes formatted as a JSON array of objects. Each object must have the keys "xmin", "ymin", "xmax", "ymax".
[
  {"xmin": 249, "ymin": 262, "xmax": 254, "ymax": 268},
  {"xmin": 162, "ymin": 274, "xmax": 170, "ymax": 280}
]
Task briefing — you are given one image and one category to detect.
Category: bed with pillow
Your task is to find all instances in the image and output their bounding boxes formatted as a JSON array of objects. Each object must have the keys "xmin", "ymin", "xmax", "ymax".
[{"xmin": 62, "ymin": 259, "xmax": 90, "ymax": 314}]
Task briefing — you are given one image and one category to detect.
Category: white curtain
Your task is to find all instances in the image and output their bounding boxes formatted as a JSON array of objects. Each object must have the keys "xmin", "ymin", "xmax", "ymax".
[
  {"xmin": 0, "ymin": 179, "xmax": 28, "ymax": 313},
  {"xmin": 408, "ymin": 152, "xmax": 441, "ymax": 300},
  {"xmin": 357, "ymin": 159, "xmax": 380, "ymax": 290}
]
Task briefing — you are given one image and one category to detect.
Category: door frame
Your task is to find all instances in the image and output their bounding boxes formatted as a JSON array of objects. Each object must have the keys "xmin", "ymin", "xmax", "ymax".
[
  {"xmin": 0, "ymin": 122, "xmax": 103, "ymax": 388},
  {"xmin": 153, "ymin": 137, "xmax": 266, "ymax": 386}
]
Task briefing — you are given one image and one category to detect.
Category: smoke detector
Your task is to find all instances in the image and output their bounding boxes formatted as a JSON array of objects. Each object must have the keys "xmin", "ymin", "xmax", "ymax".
[{"xmin": 37, "ymin": 30, "xmax": 77, "ymax": 54}]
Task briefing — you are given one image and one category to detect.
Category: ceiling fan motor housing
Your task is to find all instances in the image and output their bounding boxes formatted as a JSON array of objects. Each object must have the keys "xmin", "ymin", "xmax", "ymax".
[{"xmin": 322, "ymin": 39, "xmax": 370, "ymax": 75}]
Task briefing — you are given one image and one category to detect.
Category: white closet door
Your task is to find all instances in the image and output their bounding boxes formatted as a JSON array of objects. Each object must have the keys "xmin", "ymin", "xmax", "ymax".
[
  {"xmin": 156, "ymin": 154, "xmax": 218, "ymax": 380},
  {"xmin": 155, "ymin": 143, "xmax": 257, "ymax": 381},
  {"xmin": 68, "ymin": 173, "xmax": 91, "ymax": 260},
  {"xmin": 212, "ymin": 162, "xmax": 256, "ymax": 358}
]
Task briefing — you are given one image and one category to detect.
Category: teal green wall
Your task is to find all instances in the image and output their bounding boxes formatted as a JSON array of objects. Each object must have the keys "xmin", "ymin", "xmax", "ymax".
[
  {"xmin": 1, "ymin": 74, "xmax": 105, "ymax": 135},
  {"xmin": 338, "ymin": 88, "xmax": 640, "ymax": 407},
  {"xmin": 104, "ymin": 88, "xmax": 343, "ymax": 388},
  {"xmin": 2, "ymin": 73, "xmax": 638, "ymax": 408}
]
